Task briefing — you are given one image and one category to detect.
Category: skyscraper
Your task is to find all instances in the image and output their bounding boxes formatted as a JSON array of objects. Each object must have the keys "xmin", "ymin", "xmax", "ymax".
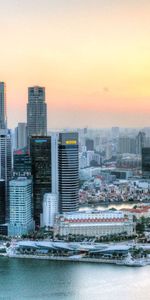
[
  {"xmin": 118, "ymin": 136, "xmax": 136, "ymax": 154},
  {"xmin": 27, "ymin": 86, "xmax": 47, "ymax": 137},
  {"xmin": 85, "ymin": 138, "xmax": 94, "ymax": 151},
  {"xmin": 0, "ymin": 180, "xmax": 5, "ymax": 224},
  {"xmin": 142, "ymin": 147, "xmax": 150, "ymax": 179},
  {"xmin": 9, "ymin": 177, "xmax": 34, "ymax": 237},
  {"xmin": 13, "ymin": 147, "xmax": 31, "ymax": 176},
  {"xmin": 14, "ymin": 122, "xmax": 27, "ymax": 150},
  {"xmin": 58, "ymin": 132, "xmax": 79, "ymax": 213},
  {"xmin": 30, "ymin": 137, "xmax": 51, "ymax": 226},
  {"xmin": 136, "ymin": 131, "xmax": 146, "ymax": 155},
  {"xmin": 0, "ymin": 82, "xmax": 7, "ymax": 130},
  {"xmin": 0, "ymin": 81, "xmax": 12, "ymax": 223},
  {"xmin": 0, "ymin": 130, "xmax": 12, "ymax": 182},
  {"xmin": 0, "ymin": 129, "xmax": 12, "ymax": 221}
]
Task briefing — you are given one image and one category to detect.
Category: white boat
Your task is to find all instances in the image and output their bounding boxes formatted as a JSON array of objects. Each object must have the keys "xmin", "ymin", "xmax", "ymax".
[{"xmin": 116, "ymin": 254, "xmax": 146, "ymax": 267}]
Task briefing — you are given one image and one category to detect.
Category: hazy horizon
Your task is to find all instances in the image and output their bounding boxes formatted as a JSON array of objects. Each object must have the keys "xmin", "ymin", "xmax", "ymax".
[{"xmin": 1, "ymin": 0, "xmax": 150, "ymax": 129}]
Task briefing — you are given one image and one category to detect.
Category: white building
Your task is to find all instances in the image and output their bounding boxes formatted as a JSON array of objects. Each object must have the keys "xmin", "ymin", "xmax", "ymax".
[
  {"xmin": 8, "ymin": 177, "xmax": 34, "ymax": 236},
  {"xmin": 55, "ymin": 210, "xmax": 135, "ymax": 237},
  {"xmin": 42, "ymin": 193, "xmax": 58, "ymax": 227}
]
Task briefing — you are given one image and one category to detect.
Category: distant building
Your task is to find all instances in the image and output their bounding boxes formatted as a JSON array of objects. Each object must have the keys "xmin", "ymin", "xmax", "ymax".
[
  {"xmin": 121, "ymin": 206, "xmax": 150, "ymax": 220},
  {"xmin": 111, "ymin": 169, "xmax": 133, "ymax": 180},
  {"xmin": 85, "ymin": 138, "xmax": 94, "ymax": 151},
  {"xmin": 136, "ymin": 131, "xmax": 146, "ymax": 155},
  {"xmin": 58, "ymin": 132, "xmax": 79, "ymax": 213},
  {"xmin": 55, "ymin": 210, "xmax": 134, "ymax": 237},
  {"xmin": 30, "ymin": 136, "xmax": 51, "ymax": 226},
  {"xmin": 15, "ymin": 123, "xmax": 27, "ymax": 150},
  {"xmin": 105, "ymin": 144, "xmax": 113, "ymax": 160},
  {"xmin": 0, "ymin": 180, "xmax": 5, "ymax": 224},
  {"xmin": 42, "ymin": 193, "xmax": 58, "ymax": 227},
  {"xmin": 8, "ymin": 177, "xmax": 34, "ymax": 237},
  {"xmin": 116, "ymin": 154, "xmax": 141, "ymax": 169},
  {"xmin": 0, "ymin": 129, "xmax": 12, "ymax": 182},
  {"xmin": 27, "ymin": 86, "xmax": 47, "ymax": 137},
  {"xmin": 142, "ymin": 147, "xmax": 150, "ymax": 179},
  {"xmin": 118, "ymin": 136, "xmax": 136, "ymax": 154},
  {"xmin": 51, "ymin": 133, "xmax": 59, "ymax": 195},
  {"xmin": 0, "ymin": 82, "xmax": 7, "ymax": 129},
  {"xmin": 0, "ymin": 129, "xmax": 12, "ymax": 221},
  {"xmin": 112, "ymin": 127, "xmax": 119, "ymax": 139}
]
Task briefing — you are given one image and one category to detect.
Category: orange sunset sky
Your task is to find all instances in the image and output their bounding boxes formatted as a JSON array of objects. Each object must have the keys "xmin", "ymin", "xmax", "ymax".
[{"xmin": 1, "ymin": 0, "xmax": 150, "ymax": 129}]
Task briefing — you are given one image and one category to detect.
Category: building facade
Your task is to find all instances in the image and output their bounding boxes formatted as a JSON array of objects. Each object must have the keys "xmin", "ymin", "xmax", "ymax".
[
  {"xmin": 42, "ymin": 193, "xmax": 58, "ymax": 227},
  {"xmin": 0, "ymin": 180, "xmax": 5, "ymax": 224},
  {"xmin": 0, "ymin": 129, "xmax": 12, "ymax": 221},
  {"xmin": 15, "ymin": 123, "xmax": 27, "ymax": 150},
  {"xmin": 136, "ymin": 131, "xmax": 146, "ymax": 155},
  {"xmin": 30, "ymin": 137, "xmax": 51, "ymax": 226},
  {"xmin": 58, "ymin": 132, "xmax": 79, "ymax": 213},
  {"xmin": 27, "ymin": 86, "xmax": 47, "ymax": 137},
  {"xmin": 8, "ymin": 177, "xmax": 34, "ymax": 237},
  {"xmin": 142, "ymin": 147, "xmax": 150, "ymax": 179},
  {"xmin": 51, "ymin": 133, "xmax": 59, "ymax": 195},
  {"xmin": 13, "ymin": 148, "xmax": 31, "ymax": 176},
  {"xmin": 118, "ymin": 136, "xmax": 136, "ymax": 154},
  {"xmin": 0, "ymin": 82, "xmax": 7, "ymax": 130},
  {"xmin": 56, "ymin": 211, "xmax": 134, "ymax": 238}
]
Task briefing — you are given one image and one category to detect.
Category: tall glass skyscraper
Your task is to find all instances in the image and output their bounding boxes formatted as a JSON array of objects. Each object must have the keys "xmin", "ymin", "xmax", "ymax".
[
  {"xmin": 142, "ymin": 147, "xmax": 150, "ymax": 179},
  {"xmin": 0, "ymin": 180, "xmax": 5, "ymax": 224},
  {"xmin": 30, "ymin": 137, "xmax": 51, "ymax": 226},
  {"xmin": 58, "ymin": 132, "xmax": 79, "ymax": 213},
  {"xmin": 0, "ymin": 82, "xmax": 12, "ymax": 222},
  {"xmin": 27, "ymin": 86, "xmax": 47, "ymax": 137},
  {"xmin": 0, "ymin": 82, "xmax": 7, "ymax": 130}
]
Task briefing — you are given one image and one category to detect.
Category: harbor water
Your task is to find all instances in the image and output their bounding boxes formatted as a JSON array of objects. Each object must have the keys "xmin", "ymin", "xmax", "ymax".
[{"xmin": 0, "ymin": 257, "xmax": 150, "ymax": 300}]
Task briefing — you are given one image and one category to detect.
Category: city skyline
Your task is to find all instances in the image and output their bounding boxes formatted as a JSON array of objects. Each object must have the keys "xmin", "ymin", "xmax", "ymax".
[{"xmin": 1, "ymin": 0, "xmax": 150, "ymax": 128}]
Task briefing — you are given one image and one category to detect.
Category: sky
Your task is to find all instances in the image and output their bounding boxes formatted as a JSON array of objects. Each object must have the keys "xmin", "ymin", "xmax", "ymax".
[{"xmin": 1, "ymin": 0, "xmax": 150, "ymax": 129}]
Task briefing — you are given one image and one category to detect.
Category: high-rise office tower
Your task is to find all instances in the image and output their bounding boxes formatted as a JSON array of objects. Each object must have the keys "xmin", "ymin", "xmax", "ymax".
[
  {"xmin": 0, "ymin": 82, "xmax": 11, "ymax": 222},
  {"xmin": 85, "ymin": 138, "xmax": 94, "ymax": 151},
  {"xmin": 118, "ymin": 136, "xmax": 136, "ymax": 154},
  {"xmin": 14, "ymin": 123, "xmax": 27, "ymax": 150},
  {"xmin": 142, "ymin": 147, "xmax": 150, "ymax": 179},
  {"xmin": 0, "ymin": 130, "xmax": 12, "ymax": 181},
  {"xmin": 0, "ymin": 82, "xmax": 7, "ymax": 130},
  {"xmin": 0, "ymin": 180, "xmax": 5, "ymax": 224},
  {"xmin": 30, "ymin": 137, "xmax": 51, "ymax": 226},
  {"xmin": 8, "ymin": 177, "xmax": 34, "ymax": 236},
  {"xmin": 58, "ymin": 132, "xmax": 79, "ymax": 213},
  {"xmin": 51, "ymin": 133, "xmax": 59, "ymax": 195},
  {"xmin": 136, "ymin": 131, "xmax": 146, "ymax": 155},
  {"xmin": 0, "ymin": 129, "xmax": 12, "ymax": 221},
  {"xmin": 27, "ymin": 86, "xmax": 47, "ymax": 137},
  {"xmin": 13, "ymin": 147, "xmax": 31, "ymax": 176}
]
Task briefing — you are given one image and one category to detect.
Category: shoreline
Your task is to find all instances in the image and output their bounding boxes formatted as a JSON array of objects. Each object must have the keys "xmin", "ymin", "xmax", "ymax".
[
  {"xmin": 1, "ymin": 253, "xmax": 149, "ymax": 267},
  {"xmin": 80, "ymin": 201, "xmax": 150, "ymax": 208},
  {"xmin": 3, "ymin": 253, "xmax": 122, "ymax": 265}
]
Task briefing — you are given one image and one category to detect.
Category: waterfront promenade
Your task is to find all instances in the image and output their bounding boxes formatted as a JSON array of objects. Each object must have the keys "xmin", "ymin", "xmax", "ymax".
[
  {"xmin": 7, "ymin": 253, "xmax": 119, "ymax": 265},
  {"xmin": 3, "ymin": 240, "xmax": 150, "ymax": 267}
]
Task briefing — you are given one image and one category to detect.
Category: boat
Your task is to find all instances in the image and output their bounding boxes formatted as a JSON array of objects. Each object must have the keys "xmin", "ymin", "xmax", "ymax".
[{"xmin": 116, "ymin": 253, "xmax": 146, "ymax": 267}]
